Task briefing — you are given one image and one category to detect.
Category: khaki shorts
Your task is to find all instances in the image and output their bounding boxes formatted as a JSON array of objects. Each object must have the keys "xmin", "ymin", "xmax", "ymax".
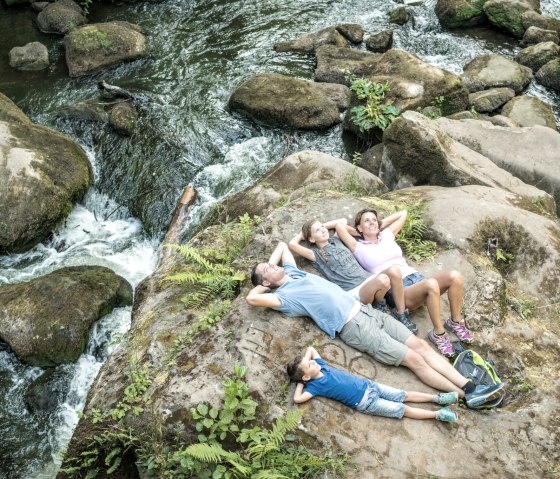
[{"xmin": 339, "ymin": 304, "xmax": 412, "ymax": 366}]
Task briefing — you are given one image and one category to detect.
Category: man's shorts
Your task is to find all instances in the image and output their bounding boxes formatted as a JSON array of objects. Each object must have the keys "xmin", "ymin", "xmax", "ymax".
[
  {"xmin": 385, "ymin": 272, "xmax": 426, "ymax": 308},
  {"xmin": 339, "ymin": 304, "xmax": 412, "ymax": 366},
  {"xmin": 356, "ymin": 380, "xmax": 406, "ymax": 418}
]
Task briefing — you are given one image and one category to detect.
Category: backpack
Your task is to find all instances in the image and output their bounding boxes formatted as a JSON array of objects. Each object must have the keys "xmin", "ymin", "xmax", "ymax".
[{"xmin": 453, "ymin": 349, "xmax": 505, "ymax": 409}]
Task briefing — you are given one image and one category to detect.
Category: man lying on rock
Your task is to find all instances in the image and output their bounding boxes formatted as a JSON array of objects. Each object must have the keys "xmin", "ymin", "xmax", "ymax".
[{"xmin": 246, "ymin": 241, "xmax": 503, "ymax": 409}]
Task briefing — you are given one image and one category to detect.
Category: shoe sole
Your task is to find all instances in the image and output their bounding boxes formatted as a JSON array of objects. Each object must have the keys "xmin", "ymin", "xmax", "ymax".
[
  {"xmin": 466, "ymin": 384, "xmax": 505, "ymax": 408},
  {"xmin": 428, "ymin": 333, "xmax": 454, "ymax": 358}
]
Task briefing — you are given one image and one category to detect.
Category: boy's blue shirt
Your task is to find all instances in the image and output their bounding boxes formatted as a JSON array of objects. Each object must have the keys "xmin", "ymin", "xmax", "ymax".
[
  {"xmin": 272, "ymin": 262, "xmax": 355, "ymax": 339},
  {"xmin": 305, "ymin": 358, "xmax": 369, "ymax": 408}
]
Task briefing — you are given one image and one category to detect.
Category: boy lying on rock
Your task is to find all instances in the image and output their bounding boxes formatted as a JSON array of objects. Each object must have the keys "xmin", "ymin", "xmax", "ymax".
[{"xmin": 287, "ymin": 346, "xmax": 458, "ymax": 423}]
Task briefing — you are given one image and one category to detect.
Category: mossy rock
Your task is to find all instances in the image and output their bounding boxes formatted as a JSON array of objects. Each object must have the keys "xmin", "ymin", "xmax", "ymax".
[
  {"xmin": 483, "ymin": 0, "xmax": 535, "ymax": 38},
  {"xmin": 435, "ymin": 0, "xmax": 488, "ymax": 29}
]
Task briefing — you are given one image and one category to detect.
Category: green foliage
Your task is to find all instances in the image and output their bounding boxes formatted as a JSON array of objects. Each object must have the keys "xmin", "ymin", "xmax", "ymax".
[
  {"xmin": 433, "ymin": 96, "xmax": 445, "ymax": 109},
  {"xmin": 78, "ymin": 0, "xmax": 94, "ymax": 16},
  {"xmin": 396, "ymin": 203, "xmax": 437, "ymax": 262},
  {"xmin": 345, "ymin": 74, "xmax": 399, "ymax": 132},
  {"xmin": 341, "ymin": 152, "xmax": 370, "ymax": 197},
  {"xmin": 495, "ymin": 247, "xmax": 514, "ymax": 265},
  {"xmin": 511, "ymin": 375, "xmax": 535, "ymax": 393}
]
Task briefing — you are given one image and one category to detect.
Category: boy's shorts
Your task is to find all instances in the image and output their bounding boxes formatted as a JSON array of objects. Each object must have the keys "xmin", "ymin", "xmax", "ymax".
[
  {"xmin": 385, "ymin": 272, "xmax": 426, "ymax": 308},
  {"xmin": 339, "ymin": 304, "xmax": 412, "ymax": 366},
  {"xmin": 356, "ymin": 380, "xmax": 406, "ymax": 418}
]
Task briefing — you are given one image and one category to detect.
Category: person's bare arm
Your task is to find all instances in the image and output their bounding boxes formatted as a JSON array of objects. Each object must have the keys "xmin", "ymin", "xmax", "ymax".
[
  {"xmin": 305, "ymin": 346, "xmax": 321, "ymax": 360},
  {"xmin": 288, "ymin": 232, "xmax": 316, "ymax": 261},
  {"xmin": 335, "ymin": 222, "xmax": 358, "ymax": 252},
  {"xmin": 293, "ymin": 383, "xmax": 313, "ymax": 403},
  {"xmin": 246, "ymin": 285, "xmax": 281, "ymax": 308},
  {"xmin": 381, "ymin": 210, "xmax": 407, "ymax": 235},
  {"xmin": 269, "ymin": 241, "xmax": 296, "ymax": 266},
  {"xmin": 322, "ymin": 218, "xmax": 347, "ymax": 230}
]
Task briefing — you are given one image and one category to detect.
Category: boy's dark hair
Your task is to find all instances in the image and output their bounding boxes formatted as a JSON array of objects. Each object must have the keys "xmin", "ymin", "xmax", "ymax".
[
  {"xmin": 251, "ymin": 264, "xmax": 262, "ymax": 286},
  {"xmin": 286, "ymin": 355, "xmax": 305, "ymax": 383}
]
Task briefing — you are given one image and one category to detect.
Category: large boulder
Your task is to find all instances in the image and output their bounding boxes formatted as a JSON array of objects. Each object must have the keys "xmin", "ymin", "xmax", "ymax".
[
  {"xmin": 522, "ymin": 10, "xmax": 560, "ymax": 35},
  {"xmin": 380, "ymin": 111, "xmax": 555, "ymax": 214},
  {"xmin": 36, "ymin": 0, "xmax": 85, "ymax": 35},
  {"xmin": 514, "ymin": 41, "xmax": 560, "ymax": 72},
  {"xmin": 521, "ymin": 26, "xmax": 560, "ymax": 45},
  {"xmin": 468, "ymin": 87, "xmax": 515, "ymax": 112},
  {"xmin": 64, "ymin": 22, "xmax": 147, "ymax": 77},
  {"xmin": 274, "ymin": 26, "xmax": 348, "ymax": 54},
  {"xmin": 0, "ymin": 266, "xmax": 133, "ymax": 367},
  {"xmin": 435, "ymin": 0, "xmax": 488, "ymax": 28},
  {"xmin": 316, "ymin": 47, "xmax": 469, "ymax": 115},
  {"xmin": 0, "ymin": 93, "xmax": 92, "ymax": 254},
  {"xmin": 483, "ymin": 0, "xmax": 537, "ymax": 37},
  {"xmin": 535, "ymin": 58, "xmax": 560, "ymax": 92},
  {"xmin": 462, "ymin": 53, "xmax": 533, "ymax": 92},
  {"xmin": 500, "ymin": 95, "xmax": 557, "ymax": 129},
  {"xmin": 436, "ymin": 116, "xmax": 560, "ymax": 213},
  {"xmin": 228, "ymin": 73, "xmax": 348, "ymax": 130},
  {"xmin": 9, "ymin": 42, "xmax": 49, "ymax": 71}
]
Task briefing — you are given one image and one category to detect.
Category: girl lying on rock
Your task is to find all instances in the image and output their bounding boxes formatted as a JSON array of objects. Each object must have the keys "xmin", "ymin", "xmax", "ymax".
[
  {"xmin": 288, "ymin": 218, "xmax": 417, "ymax": 334},
  {"xmin": 287, "ymin": 346, "xmax": 458, "ymax": 423},
  {"xmin": 334, "ymin": 209, "xmax": 473, "ymax": 358}
]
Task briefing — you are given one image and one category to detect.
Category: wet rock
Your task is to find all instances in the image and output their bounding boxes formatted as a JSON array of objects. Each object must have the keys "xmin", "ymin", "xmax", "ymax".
[
  {"xmin": 389, "ymin": 7, "xmax": 411, "ymax": 25},
  {"xmin": 380, "ymin": 111, "xmax": 554, "ymax": 210},
  {"xmin": 335, "ymin": 23, "xmax": 364, "ymax": 44},
  {"xmin": 58, "ymin": 100, "xmax": 111, "ymax": 122},
  {"xmin": 64, "ymin": 22, "xmax": 147, "ymax": 77},
  {"xmin": 521, "ymin": 26, "xmax": 560, "ymax": 45},
  {"xmin": 365, "ymin": 29, "xmax": 393, "ymax": 53},
  {"xmin": 435, "ymin": 0, "xmax": 487, "ymax": 29},
  {"xmin": 522, "ymin": 10, "xmax": 560, "ymax": 35},
  {"xmin": 8, "ymin": 42, "xmax": 49, "ymax": 71},
  {"xmin": 314, "ymin": 45, "xmax": 381, "ymax": 84},
  {"xmin": 469, "ymin": 87, "xmax": 515, "ymax": 113},
  {"xmin": 501, "ymin": 95, "xmax": 557, "ymax": 130},
  {"xmin": 0, "ymin": 266, "xmax": 133, "ymax": 367},
  {"xmin": 36, "ymin": 0, "xmax": 85, "ymax": 35},
  {"xmin": 535, "ymin": 58, "xmax": 560, "ymax": 92},
  {"xmin": 31, "ymin": 1, "xmax": 49, "ymax": 12},
  {"xmin": 463, "ymin": 53, "xmax": 533, "ymax": 93},
  {"xmin": 274, "ymin": 26, "xmax": 348, "ymax": 54},
  {"xmin": 228, "ymin": 73, "xmax": 346, "ymax": 130},
  {"xmin": 25, "ymin": 368, "xmax": 71, "ymax": 414},
  {"xmin": 0, "ymin": 93, "xmax": 92, "ymax": 254},
  {"xmin": 436, "ymin": 116, "xmax": 560, "ymax": 213},
  {"xmin": 514, "ymin": 41, "xmax": 560, "ymax": 72},
  {"xmin": 483, "ymin": 0, "xmax": 536, "ymax": 38},
  {"xmin": 109, "ymin": 101, "xmax": 138, "ymax": 136}
]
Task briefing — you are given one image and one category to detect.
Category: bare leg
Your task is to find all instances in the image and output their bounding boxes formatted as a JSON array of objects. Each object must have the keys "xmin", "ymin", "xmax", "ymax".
[
  {"xmin": 400, "ymin": 348, "xmax": 464, "ymax": 396},
  {"xmin": 404, "ymin": 391, "xmax": 440, "ymax": 403},
  {"xmin": 359, "ymin": 274, "xmax": 390, "ymax": 305},
  {"xmin": 431, "ymin": 270, "xmax": 464, "ymax": 323},
  {"xmin": 405, "ymin": 335, "xmax": 468, "ymax": 395},
  {"xmin": 404, "ymin": 278, "xmax": 445, "ymax": 333},
  {"xmin": 380, "ymin": 266, "xmax": 406, "ymax": 313},
  {"xmin": 403, "ymin": 405, "xmax": 437, "ymax": 420}
]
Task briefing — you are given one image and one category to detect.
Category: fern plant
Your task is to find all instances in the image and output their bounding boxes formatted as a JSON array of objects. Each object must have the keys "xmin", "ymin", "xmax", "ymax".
[{"xmin": 395, "ymin": 203, "xmax": 437, "ymax": 262}]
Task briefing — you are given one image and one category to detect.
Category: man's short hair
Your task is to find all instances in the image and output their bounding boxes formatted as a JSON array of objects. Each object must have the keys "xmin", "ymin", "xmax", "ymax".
[
  {"xmin": 286, "ymin": 356, "xmax": 305, "ymax": 383},
  {"xmin": 251, "ymin": 264, "xmax": 262, "ymax": 286}
]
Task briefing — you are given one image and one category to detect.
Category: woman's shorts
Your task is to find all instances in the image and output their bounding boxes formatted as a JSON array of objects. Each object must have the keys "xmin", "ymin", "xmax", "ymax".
[
  {"xmin": 355, "ymin": 380, "xmax": 406, "ymax": 418},
  {"xmin": 347, "ymin": 275, "xmax": 377, "ymax": 300},
  {"xmin": 385, "ymin": 272, "xmax": 426, "ymax": 308}
]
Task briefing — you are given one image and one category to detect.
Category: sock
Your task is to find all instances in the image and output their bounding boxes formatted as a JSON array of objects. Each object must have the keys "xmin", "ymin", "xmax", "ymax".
[
  {"xmin": 461, "ymin": 381, "xmax": 475, "ymax": 394},
  {"xmin": 436, "ymin": 331, "xmax": 445, "ymax": 336}
]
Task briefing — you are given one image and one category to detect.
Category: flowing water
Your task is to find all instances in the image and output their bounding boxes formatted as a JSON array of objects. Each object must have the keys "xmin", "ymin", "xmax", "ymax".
[{"xmin": 1, "ymin": 0, "xmax": 560, "ymax": 477}]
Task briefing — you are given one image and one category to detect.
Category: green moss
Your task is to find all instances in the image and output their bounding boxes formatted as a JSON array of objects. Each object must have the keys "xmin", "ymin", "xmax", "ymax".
[{"xmin": 74, "ymin": 27, "xmax": 115, "ymax": 53}]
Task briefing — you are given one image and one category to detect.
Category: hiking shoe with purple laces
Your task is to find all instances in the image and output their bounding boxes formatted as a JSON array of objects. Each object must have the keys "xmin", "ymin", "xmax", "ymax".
[
  {"xmin": 428, "ymin": 330, "xmax": 454, "ymax": 357},
  {"xmin": 435, "ymin": 392, "xmax": 459, "ymax": 405},
  {"xmin": 435, "ymin": 407, "xmax": 458, "ymax": 424},
  {"xmin": 444, "ymin": 318, "xmax": 474, "ymax": 343}
]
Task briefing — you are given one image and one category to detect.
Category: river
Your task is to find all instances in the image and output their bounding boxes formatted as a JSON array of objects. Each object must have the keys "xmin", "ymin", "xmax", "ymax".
[{"xmin": 1, "ymin": 0, "xmax": 559, "ymax": 477}]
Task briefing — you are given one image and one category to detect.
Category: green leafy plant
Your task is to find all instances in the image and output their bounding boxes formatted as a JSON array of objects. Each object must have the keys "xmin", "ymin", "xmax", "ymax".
[
  {"xmin": 396, "ymin": 203, "xmax": 437, "ymax": 262},
  {"xmin": 341, "ymin": 152, "xmax": 370, "ymax": 197},
  {"xmin": 495, "ymin": 247, "xmax": 514, "ymax": 265},
  {"xmin": 346, "ymin": 75, "xmax": 399, "ymax": 132}
]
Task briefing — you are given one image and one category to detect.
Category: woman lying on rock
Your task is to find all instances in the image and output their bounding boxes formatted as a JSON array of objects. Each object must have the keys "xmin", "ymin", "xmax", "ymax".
[
  {"xmin": 288, "ymin": 218, "xmax": 417, "ymax": 334},
  {"xmin": 335, "ymin": 208, "xmax": 473, "ymax": 357}
]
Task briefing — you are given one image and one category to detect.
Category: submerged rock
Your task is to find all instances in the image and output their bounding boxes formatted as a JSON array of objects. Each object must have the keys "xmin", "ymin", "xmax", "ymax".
[
  {"xmin": 64, "ymin": 22, "xmax": 147, "ymax": 77},
  {"xmin": 109, "ymin": 101, "xmax": 138, "ymax": 136},
  {"xmin": 228, "ymin": 73, "xmax": 348, "ymax": 130},
  {"xmin": 9, "ymin": 42, "xmax": 49, "ymax": 71},
  {"xmin": 274, "ymin": 26, "xmax": 348, "ymax": 54},
  {"xmin": 0, "ymin": 93, "xmax": 92, "ymax": 254},
  {"xmin": 0, "ymin": 266, "xmax": 133, "ymax": 367},
  {"xmin": 389, "ymin": 7, "xmax": 411, "ymax": 25}
]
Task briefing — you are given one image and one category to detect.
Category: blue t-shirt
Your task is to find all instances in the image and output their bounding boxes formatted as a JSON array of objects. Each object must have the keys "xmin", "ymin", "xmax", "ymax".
[
  {"xmin": 305, "ymin": 358, "xmax": 368, "ymax": 408},
  {"xmin": 309, "ymin": 236, "xmax": 371, "ymax": 291},
  {"xmin": 272, "ymin": 262, "xmax": 356, "ymax": 339}
]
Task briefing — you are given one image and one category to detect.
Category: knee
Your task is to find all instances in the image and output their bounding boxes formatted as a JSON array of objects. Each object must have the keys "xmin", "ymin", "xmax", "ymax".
[
  {"xmin": 377, "ymin": 273, "xmax": 391, "ymax": 291},
  {"xmin": 449, "ymin": 270, "xmax": 463, "ymax": 287},
  {"xmin": 402, "ymin": 349, "xmax": 428, "ymax": 370},
  {"xmin": 425, "ymin": 278, "xmax": 440, "ymax": 295},
  {"xmin": 386, "ymin": 266, "xmax": 402, "ymax": 280}
]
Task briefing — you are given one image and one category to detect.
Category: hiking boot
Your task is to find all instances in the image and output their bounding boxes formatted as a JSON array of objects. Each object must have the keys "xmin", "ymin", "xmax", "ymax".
[
  {"xmin": 435, "ymin": 392, "xmax": 458, "ymax": 405},
  {"xmin": 428, "ymin": 330, "xmax": 454, "ymax": 357},
  {"xmin": 444, "ymin": 318, "xmax": 474, "ymax": 343},
  {"xmin": 464, "ymin": 383, "xmax": 505, "ymax": 409},
  {"xmin": 435, "ymin": 407, "xmax": 458, "ymax": 424},
  {"xmin": 372, "ymin": 300, "xmax": 391, "ymax": 314},
  {"xmin": 392, "ymin": 309, "xmax": 418, "ymax": 335}
]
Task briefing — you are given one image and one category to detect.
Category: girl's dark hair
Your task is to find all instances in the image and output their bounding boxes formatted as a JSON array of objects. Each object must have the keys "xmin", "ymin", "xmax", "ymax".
[{"xmin": 286, "ymin": 356, "xmax": 305, "ymax": 382}]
